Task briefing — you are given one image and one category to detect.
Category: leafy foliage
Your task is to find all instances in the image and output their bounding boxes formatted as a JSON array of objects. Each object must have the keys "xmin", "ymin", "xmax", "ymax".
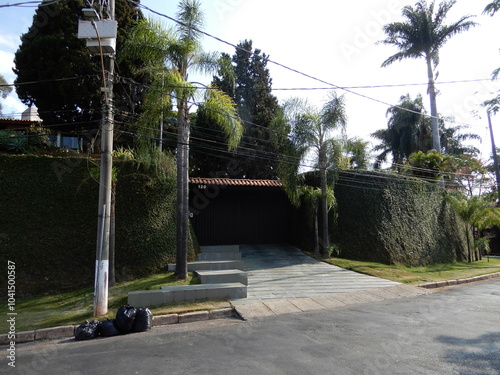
[
  {"xmin": 197, "ymin": 39, "xmax": 283, "ymax": 179},
  {"xmin": 0, "ymin": 74, "xmax": 12, "ymax": 116},
  {"xmin": 446, "ymin": 192, "xmax": 500, "ymax": 261},
  {"xmin": 0, "ymin": 154, "xmax": 195, "ymax": 298},
  {"xmin": 379, "ymin": 0, "xmax": 477, "ymax": 152},
  {"xmin": 332, "ymin": 170, "xmax": 469, "ymax": 266},
  {"xmin": 13, "ymin": 0, "xmax": 145, "ymax": 135}
]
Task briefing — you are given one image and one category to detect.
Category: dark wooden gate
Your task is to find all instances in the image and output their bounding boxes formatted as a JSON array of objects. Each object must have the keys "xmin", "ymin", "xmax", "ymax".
[{"xmin": 189, "ymin": 181, "xmax": 296, "ymax": 246}]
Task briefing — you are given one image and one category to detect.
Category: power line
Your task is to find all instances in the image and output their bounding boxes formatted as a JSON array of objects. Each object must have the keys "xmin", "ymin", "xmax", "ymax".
[{"xmin": 128, "ymin": 0, "xmax": 484, "ymax": 129}]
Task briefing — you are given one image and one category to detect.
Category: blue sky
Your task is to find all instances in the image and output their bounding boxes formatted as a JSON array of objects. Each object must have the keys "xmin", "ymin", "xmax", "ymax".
[{"xmin": 0, "ymin": 0, "xmax": 499, "ymax": 160}]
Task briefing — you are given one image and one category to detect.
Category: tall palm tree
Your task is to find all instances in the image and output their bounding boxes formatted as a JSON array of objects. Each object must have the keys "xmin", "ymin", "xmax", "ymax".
[
  {"xmin": 280, "ymin": 92, "xmax": 347, "ymax": 258},
  {"xmin": 371, "ymin": 94, "xmax": 428, "ymax": 168},
  {"xmin": 121, "ymin": 1, "xmax": 243, "ymax": 279},
  {"xmin": 379, "ymin": 0, "xmax": 477, "ymax": 153}
]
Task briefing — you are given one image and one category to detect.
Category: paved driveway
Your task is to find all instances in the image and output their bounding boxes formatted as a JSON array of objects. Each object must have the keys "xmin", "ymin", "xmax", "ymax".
[{"xmin": 235, "ymin": 244, "xmax": 400, "ymax": 304}]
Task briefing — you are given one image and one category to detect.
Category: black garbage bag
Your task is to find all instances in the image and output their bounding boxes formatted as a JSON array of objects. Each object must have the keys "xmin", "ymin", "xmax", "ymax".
[
  {"xmin": 99, "ymin": 319, "xmax": 121, "ymax": 337},
  {"xmin": 115, "ymin": 305, "xmax": 137, "ymax": 333},
  {"xmin": 75, "ymin": 320, "xmax": 100, "ymax": 341},
  {"xmin": 133, "ymin": 308, "xmax": 153, "ymax": 332}
]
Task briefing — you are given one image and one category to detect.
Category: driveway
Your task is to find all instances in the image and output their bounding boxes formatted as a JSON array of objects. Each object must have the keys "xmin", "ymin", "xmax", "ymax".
[{"xmin": 235, "ymin": 244, "xmax": 401, "ymax": 304}]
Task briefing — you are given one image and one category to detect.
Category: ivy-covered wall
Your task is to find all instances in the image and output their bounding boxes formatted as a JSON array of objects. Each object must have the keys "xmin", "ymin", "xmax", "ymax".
[
  {"xmin": 332, "ymin": 170, "xmax": 469, "ymax": 266},
  {"xmin": 0, "ymin": 154, "xmax": 196, "ymax": 297}
]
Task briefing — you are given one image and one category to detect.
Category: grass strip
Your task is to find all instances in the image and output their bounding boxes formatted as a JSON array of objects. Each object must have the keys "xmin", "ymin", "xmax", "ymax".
[
  {"xmin": 0, "ymin": 272, "xmax": 230, "ymax": 334},
  {"xmin": 324, "ymin": 257, "xmax": 500, "ymax": 285}
]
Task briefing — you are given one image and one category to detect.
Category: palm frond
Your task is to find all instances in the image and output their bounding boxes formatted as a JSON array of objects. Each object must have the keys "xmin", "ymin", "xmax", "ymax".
[{"xmin": 203, "ymin": 85, "xmax": 243, "ymax": 151}]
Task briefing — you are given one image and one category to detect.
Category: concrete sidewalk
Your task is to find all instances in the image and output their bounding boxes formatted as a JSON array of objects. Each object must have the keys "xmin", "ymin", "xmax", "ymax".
[{"xmin": 231, "ymin": 244, "xmax": 430, "ymax": 319}]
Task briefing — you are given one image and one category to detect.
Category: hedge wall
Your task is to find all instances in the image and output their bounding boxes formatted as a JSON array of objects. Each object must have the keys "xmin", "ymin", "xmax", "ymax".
[
  {"xmin": 0, "ymin": 154, "xmax": 196, "ymax": 297},
  {"xmin": 332, "ymin": 170, "xmax": 469, "ymax": 266}
]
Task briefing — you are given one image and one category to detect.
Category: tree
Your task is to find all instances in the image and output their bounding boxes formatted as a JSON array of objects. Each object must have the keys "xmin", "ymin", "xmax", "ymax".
[
  {"xmin": 0, "ymin": 74, "xmax": 12, "ymax": 116},
  {"xmin": 329, "ymin": 136, "xmax": 370, "ymax": 170},
  {"xmin": 484, "ymin": 0, "xmax": 500, "ymax": 16},
  {"xmin": 121, "ymin": 1, "xmax": 243, "ymax": 279},
  {"xmin": 379, "ymin": 0, "xmax": 477, "ymax": 153},
  {"xmin": 446, "ymin": 192, "xmax": 500, "ymax": 262},
  {"xmin": 483, "ymin": 1, "xmax": 500, "ymax": 113},
  {"xmin": 204, "ymin": 40, "xmax": 283, "ymax": 179},
  {"xmin": 372, "ymin": 93, "xmax": 481, "ymax": 171},
  {"xmin": 14, "ymin": 0, "xmax": 145, "ymax": 137},
  {"xmin": 372, "ymin": 93, "xmax": 428, "ymax": 168},
  {"xmin": 439, "ymin": 123, "xmax": 480, "ymax": 156},
  {"xmin": 279, "ymin": 92, "xmax": 347, "ymax": 258}
]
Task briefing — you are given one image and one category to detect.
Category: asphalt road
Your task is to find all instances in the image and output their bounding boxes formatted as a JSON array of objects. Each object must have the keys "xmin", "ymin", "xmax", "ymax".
[{"xmin": 5, "ymin": 279, "xmax": 500, "ymax": 375}]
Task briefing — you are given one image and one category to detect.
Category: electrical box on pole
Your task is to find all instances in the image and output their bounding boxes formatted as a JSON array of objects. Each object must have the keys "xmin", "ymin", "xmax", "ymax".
[{"xmin": 77, "ymin": 20, "xmax": 117, "ymax": 54}]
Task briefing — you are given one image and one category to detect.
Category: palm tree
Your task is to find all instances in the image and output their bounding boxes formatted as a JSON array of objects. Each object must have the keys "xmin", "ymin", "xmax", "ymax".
[
  {"xmin": 371, "ymin": 94, "xmax": 428, "ymax": 168},
  {"xmin": 484, "ymin": 0, "xmax": 500, "ymax": 16},
  {"xmin": 483, "ymin": 1, "xmax": 500, "ymax": 113},
  {"xmin": 280, "ymin": 92, "xmax": 347, "ymax": 258},
  {"xmin": 446, "ymin": 193, "xmax": 500, "ymax": 262},
  {"xmin": 121, "ymin": 1, "xmax": 243, "ymax": 279},
  {"xmin": 379, "ymin": 0, "xmax": 477, "ymax": 153}
]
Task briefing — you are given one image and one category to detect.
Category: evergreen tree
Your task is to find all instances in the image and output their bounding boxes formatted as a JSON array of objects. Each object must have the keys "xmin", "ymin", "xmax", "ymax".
[
  {"xmin": 193, "ymin": 39, "xmax": 284, "ymax": 179},
  {"xmin": 13, "ymin": 0, "xmax": 145, "ymax": 139}
]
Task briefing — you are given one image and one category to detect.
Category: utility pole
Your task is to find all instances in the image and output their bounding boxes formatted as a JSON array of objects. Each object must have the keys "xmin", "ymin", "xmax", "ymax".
[
  {"xmin": 488, "ymin": 111, "xmax": 500, "ymax": 202},
  {"xmin": 79, "ymin": 0, "xmax": 116, "ymax": 316}
]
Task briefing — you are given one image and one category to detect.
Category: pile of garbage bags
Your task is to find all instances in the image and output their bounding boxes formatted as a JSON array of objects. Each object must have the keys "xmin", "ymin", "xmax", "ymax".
[{"xmin": 75, "ymin": 305, "xmax": 153, "ymax": 341}]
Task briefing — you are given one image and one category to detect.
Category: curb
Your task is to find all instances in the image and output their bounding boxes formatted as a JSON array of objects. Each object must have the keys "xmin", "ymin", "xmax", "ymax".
[
  {"xmin": 0, "ymin": 307, "xmax": 237, "ymax": 346},
  {"xmin": 418, "ymin": 272, "xmax": 500, "ymax": 289}
]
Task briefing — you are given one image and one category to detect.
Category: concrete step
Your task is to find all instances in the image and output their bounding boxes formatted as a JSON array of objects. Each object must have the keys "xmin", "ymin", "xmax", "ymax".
[
  {"xmin": 168, "ymin": 260, "xmax": 245, "ymax": 272},
  {"xmin": 196, "ymin": 269, "xmax": 248, "ymax": 285},
  {"xmin": 200, "ymin": 245, "xmax": 240, "ymax": 253},
  {"xmin": 198, "ymin": 252, "xmax": 242, "ymax": 261},
  {"xmin": 128, "ymin": 283, "xmax": 247, "ymax": 307}
]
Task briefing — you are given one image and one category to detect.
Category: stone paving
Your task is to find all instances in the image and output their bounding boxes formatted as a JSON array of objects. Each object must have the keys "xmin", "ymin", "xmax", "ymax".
[
  {"xmin": 232, "ymin": 244, "xmax": 401, "ymax": 304},
  {"xmin": 230, "ymin": 244, "xmax": 430, "ymax": 319}
]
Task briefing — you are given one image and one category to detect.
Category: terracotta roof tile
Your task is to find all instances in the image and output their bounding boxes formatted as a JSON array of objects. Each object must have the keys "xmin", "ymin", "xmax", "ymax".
[{"xmin": 190, "ymin": 177, "xmax": 282, "ymax": 187}]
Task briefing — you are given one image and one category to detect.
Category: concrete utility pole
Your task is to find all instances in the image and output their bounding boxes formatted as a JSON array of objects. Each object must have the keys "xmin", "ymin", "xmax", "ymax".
[
  {"xmin": 79, "ymin": 0, "xmax": 117, "ymax": 316},
  {"xmin": 95, "ymin": 0, "xmax": 115, "ymax": 317},
  {"xmin": 488, "ymin": 111, "xmax": 500, "ymax": 201}
]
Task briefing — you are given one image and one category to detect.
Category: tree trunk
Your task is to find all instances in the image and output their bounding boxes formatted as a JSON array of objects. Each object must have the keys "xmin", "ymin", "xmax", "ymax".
[
  {"xmin": 175, "ymin": 99, "xmax": 190, "ymax": 280},
  {"xmin": 426, "ymin": 55, "xmax": 441, "ymax": 153},
  {"xmin": 319, "ymin": 154, "xmax": 329, "ymax": 258},
  {"xmin": 466, "ymin": 224, "xmax": 472, "ymax": 262},
  {"xmin": 314, "ymin": 199, "xmax": 320, "ymax": 256}
]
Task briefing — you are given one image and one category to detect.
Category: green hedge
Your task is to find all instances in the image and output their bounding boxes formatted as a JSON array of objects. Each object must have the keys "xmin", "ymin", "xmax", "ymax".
[
  {"xmin": 295, "ymin": 170, "xmax": 468, "ymax": 266},
  {"xmin": 332, "ymin": 170, "xmax": 468, "ymax": 266},
  {"xmin": 0, "ymin": 154, "xmax": 196, "ymax": 297}
]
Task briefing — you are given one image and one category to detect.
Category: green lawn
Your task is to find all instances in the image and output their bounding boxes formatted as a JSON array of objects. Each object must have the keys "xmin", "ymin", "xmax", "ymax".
[
  {"xmin": 0, "ymin": 272, "xmax": 230, "ymax": 334},
  {"xmin": 325, "ymin": 256, "xmax": 500, "ymax": 285}
]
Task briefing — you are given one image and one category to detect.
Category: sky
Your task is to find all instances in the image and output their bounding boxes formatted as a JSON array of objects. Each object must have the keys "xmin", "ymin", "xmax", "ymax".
[{"xmin": 0, "ymin": 0, "xmax": 499, "ymax": 163}]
